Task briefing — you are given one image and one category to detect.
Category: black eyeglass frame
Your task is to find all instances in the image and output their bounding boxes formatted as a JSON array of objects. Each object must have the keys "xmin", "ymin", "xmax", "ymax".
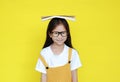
[{"xmin": 51, "ymin": 31, "xmax": 67, "ymax": 37}]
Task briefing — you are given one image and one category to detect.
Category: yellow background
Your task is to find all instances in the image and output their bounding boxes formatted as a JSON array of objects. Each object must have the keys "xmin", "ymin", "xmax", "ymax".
[{"xmin": 0, "ymin": 0, "xmax": 120, "ymax": 82}]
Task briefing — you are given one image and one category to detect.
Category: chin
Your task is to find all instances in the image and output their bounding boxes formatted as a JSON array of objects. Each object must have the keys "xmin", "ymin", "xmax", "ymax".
[{"xmin": 55, "ymin": 42, "xmax": 64, "ymax": 46}]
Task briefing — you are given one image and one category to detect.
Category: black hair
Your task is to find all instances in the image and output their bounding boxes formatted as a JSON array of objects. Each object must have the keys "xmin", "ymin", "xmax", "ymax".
[{"xmin": 42, "ymin": 18, "xmax": 73, "ymax": 48}]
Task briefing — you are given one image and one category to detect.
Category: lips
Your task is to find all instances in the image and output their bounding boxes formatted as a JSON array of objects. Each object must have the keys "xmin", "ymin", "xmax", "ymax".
[{"xmin": 56, "ymin": 39, "xmax": 63, "ymax": 41}]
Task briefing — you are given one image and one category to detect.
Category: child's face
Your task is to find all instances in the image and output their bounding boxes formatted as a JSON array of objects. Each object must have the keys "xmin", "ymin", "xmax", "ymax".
[{"xmin": 49, "ymin": 24, "xmax": 67, "ymax": 46}]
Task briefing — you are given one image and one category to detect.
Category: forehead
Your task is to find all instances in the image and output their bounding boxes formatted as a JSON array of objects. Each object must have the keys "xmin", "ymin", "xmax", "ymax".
[{"xmin": 52, "ymin": 24, "xmax": 66, "ymax": 31}]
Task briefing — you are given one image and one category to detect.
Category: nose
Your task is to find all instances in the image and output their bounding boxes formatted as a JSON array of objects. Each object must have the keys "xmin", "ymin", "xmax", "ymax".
[{"xmin": 57, "ymin": 33, "xmax": 62, "ymax": 38}]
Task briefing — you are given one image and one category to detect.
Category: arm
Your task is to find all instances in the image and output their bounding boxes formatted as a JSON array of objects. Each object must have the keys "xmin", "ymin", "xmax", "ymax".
[
  {"xmin": 71, "ymin": 69, "xmax": 78, "ymax": 82},
  {"xmin": 41, "ymin": 73, "xmax": 47, "ymax": 82}
]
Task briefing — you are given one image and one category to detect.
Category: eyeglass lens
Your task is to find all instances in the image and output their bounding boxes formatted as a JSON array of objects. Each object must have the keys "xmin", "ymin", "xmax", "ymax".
[{"xmin": 52, "ymin": 31, "xmax": 67, "ymax": 37}]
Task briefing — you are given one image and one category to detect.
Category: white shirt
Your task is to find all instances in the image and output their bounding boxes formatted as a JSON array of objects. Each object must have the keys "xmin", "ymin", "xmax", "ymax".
[{"xmin": 35, "ymin": 44, "xmax": 82, "ymax": 74}]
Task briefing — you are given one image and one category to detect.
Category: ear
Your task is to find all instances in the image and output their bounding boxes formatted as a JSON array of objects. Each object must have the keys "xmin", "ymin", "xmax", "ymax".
[{"xmin": 49, "ymin": 32, "xmax": 52, "ymax": 38}]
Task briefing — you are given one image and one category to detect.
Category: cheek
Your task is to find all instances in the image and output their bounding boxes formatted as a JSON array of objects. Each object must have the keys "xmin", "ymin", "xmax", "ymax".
[
  {"xmin": 64, "ymin": 37, "xmax": 67, "ymax": 40},
  {"xmin": 51, "ymin": 37, "xmax": 56, "ymax": 41},
  {"xmin": 62, "ymin": 36, "xmax": 67, "ymax": 41}
]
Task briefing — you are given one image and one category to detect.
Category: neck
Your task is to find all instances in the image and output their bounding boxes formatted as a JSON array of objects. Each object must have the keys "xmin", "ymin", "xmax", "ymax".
[
  {"xmin": 50, "ymin": 43, "xmax": 65, "ymax": 55},
  {"xmin": 51, "ymin": 43, "xmax": 64, "ymax": 49}
]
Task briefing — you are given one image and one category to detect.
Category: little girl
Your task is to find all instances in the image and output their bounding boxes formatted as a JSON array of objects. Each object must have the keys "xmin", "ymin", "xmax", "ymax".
[{"xmin": 35, "ymin": 16, "xmax": 82, "ymax": 82}]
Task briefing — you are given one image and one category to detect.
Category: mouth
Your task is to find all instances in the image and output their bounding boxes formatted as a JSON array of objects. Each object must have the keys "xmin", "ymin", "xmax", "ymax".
[{"xmin": 56, "ymin": 39, "xmax": 63, "ymax": 41}]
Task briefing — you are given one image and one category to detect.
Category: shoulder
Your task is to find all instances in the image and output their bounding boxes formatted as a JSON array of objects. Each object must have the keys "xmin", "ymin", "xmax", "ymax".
[
  {"xmin": 72, "ymin": 48, "xmax": 79, "ymax": 55},
  {"xmin": 65, "ymin": 44, "xmax": 79, "ymax": 55},
  {"xmin": 40, "ymin": 46, "xmax": 50, "ymax": 56}
]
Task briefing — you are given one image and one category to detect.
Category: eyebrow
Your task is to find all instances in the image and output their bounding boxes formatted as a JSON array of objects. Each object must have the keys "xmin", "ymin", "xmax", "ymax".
[{"xmin": 52, "ymin": 31, "xmax": 66, "ymax": 32}]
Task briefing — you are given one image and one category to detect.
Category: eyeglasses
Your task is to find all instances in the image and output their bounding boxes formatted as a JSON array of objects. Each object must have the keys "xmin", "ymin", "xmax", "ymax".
[{"xmin": 51, "ymin": 31, "xmax": 67, "ymax": 37}]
